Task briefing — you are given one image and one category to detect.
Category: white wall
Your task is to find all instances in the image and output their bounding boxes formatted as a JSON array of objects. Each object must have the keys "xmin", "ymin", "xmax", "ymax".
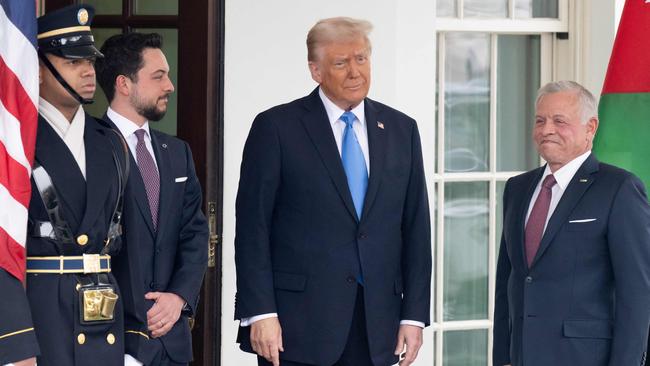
[
  {"xmin": 555, "ymin": 0, "xmax": 617, "ymax": 98},
  {"xmin": 222, "ymin": 1, "xmax": 437, "ymax": 364}
]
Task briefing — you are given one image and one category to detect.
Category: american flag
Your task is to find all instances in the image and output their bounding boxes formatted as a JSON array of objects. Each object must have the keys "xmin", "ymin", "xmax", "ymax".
[{"xmin": 0, "ymin": 0, "xmax": 38, "ymax": 282}]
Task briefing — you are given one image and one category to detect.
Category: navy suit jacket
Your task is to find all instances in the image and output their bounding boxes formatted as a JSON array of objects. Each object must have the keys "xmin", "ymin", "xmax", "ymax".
[
  {"xmin": 108, "ymin": 117, "xmax": 209, "ymax": 365},
  {"xmin": 493, "ymin": 154, "xmax": 650, "ymax": 366},
  {"xmin": 235, "ymin": 88, "xmax": 432, "ymax": 366}
]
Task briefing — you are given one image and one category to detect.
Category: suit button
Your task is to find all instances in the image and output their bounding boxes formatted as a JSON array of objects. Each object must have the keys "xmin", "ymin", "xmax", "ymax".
[
  {"xmin": 106, "ymin": 333, "xmax": 115, "ymax": 345},
  {"xmin": 77, "ymin": 333, "xmax": 86, "ymax": 345},
  {"xmin": 358, "ymin": 233, "xmax": 367, "ymax": 239},
  {"xmin": 346, "ymin": 276, "xmax": 355, "ymax": 283},
  {"xmin": 77, "ymin": 234, "xmax": 89, "ymax": 246},
  {"xmin": 149, "ymin": 282, "xmax": 156, "ymax": 289},
  {"xmin": 525, "ymin": 276, "xmax": 533, "ymax": 283}
]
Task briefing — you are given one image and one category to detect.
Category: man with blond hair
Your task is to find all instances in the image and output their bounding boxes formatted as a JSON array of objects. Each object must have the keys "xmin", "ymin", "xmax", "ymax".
[{"xmin": 235, "ymin": 17, "xmax": 431, "ymax": 366}]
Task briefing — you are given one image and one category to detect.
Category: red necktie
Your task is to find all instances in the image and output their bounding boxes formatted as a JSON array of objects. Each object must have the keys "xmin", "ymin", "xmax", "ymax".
[{"xmin": 525, "ymin": 174, "xmax": 556, "ymax": 267}]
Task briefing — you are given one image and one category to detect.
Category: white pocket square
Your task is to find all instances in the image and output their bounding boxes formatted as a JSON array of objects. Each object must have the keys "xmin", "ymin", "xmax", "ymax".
[
  {"xmin": 569, "ymin": 218, "xmax": 596, "ymax": 223},
  {"xmin": 175, "ymin": 177, "xmax": 188, "ymax": 183}
]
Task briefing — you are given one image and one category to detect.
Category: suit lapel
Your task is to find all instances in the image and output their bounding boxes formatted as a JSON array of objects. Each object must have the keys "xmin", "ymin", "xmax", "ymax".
[
  {"xmin": 104, "ymin": 115, "xmax": 155, "ymax": 236},
  {"xmin": 78, "ymin": 115, "xmax": 114, "ymax": 235},
  {"xmin": 151, "ymin": 131, "xmax": 171, "ymax": 243},
  {"xmin": 300, "ymin": 88, "xmax": 358, "ymax": 221},
  {"xmin": 517, "ymin": 168, "xmax": 544, "ymax": 270},
  {"xmin": 128, "ymin": 152, "xmax": 156, "ymax": 236},
  {"xmin": 360, "ymin": 99, "xmax": 386, "ymax": 221},
  {"xmin": 530, "ymin": 154, "xmax": 599, "ymax": 267},
  {"xmin": 35, "ymin": 116, "xmax": 86, "ymax": 230}
]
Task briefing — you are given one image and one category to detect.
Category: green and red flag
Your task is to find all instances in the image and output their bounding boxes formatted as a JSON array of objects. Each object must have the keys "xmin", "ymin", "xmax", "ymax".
[{"xmin": 593, "ymin": 0, "xmax": 650, "ymax": 190}]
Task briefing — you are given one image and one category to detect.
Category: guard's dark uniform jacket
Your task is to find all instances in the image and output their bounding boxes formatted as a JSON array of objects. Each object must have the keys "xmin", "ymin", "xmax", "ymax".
[
  {"xmin": 25, "ymin": 114, "xmax": 129, "ymax": 366},
  {"xmin": 0, "ymin": 270, "xmax": 40, "ymax": 364}
]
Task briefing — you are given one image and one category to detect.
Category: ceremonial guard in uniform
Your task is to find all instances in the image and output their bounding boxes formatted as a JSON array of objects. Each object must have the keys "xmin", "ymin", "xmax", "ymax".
[{"xmin": 21, "ymin": 5, "xmax": 129, "ymax": 365}]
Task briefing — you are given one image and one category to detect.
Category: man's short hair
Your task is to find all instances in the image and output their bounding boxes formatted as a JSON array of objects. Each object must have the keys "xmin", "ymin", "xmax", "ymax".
[
  {"xmin": 306, "ymin": 17, "xmax": 373, "ymax": 62},
  {"xmin": 536, "ymin": 80, "xmax": 598, "ymax": 124},
  {"xmin": 95, "ymin": 32, "xmax": 163, "ymax": 102}
]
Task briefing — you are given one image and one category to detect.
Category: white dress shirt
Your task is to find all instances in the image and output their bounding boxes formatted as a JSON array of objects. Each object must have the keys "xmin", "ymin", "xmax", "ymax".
[
  {"xmin": 107, "ymin": 107, "xmax": 159, "ymax": 170},
  {"xmin": 241, "ymin": 88, "xmax": 423, "ymax": 329},
  {"xmin": 319, "ymin": 88, "xmax": 370, "ymax": 174},
  {"xmin": 39, "ymin": 97, "xmax": 86, "ymax": 178},
  {"xmin": 525, "ymin": 150, "xmax": 592, "ymax": 231}
]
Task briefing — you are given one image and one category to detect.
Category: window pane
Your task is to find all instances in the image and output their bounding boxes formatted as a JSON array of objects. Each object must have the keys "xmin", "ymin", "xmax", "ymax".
[
  {"xmin": 443, "ymin": 330, "xmax": 488, "ymax": 366},
  {"xmin": 516, "ymin": 0, "xmax": 559, "ymax": 18},
  {"xmin": 134, "ymin": 28, "xmax": 178, "ymax": 136},
  {"xmin": 79, "ymin": 0, "xmax": 121, "ymax": 15},
  {"xmin": 134, "ymin": 0, "xmax": 178, "ymax": 15},
  {"xmin": 444, "ymin": 33, "xmax": 490, "ymax": 172},
  {"xmin": 464, "ymin": 0, "xmax": 507, "ymax": 18},
  {"xmin": 85, "ymin": 28, "xmax": 122, "ymax": 119},
  {"xmin": 437, "ymin": 0, "xmax": 457, "ymax": 17},
  {"xmin": 496, "ymin": 35, "xmax": 540, "ymax": 171},
  {"xmin": 443, "ymin": 182, "xmax": 489, "ymax": 320}
]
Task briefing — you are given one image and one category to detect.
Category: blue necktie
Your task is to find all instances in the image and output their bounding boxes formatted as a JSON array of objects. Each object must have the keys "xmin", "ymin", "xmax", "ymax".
[{"xmin": 340, "ymin": 111, "xmax": 368, "ymax": 220}]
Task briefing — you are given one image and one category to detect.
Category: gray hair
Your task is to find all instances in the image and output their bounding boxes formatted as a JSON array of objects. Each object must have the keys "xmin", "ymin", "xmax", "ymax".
[
  {"xmin": 536, "ymin": 81, "xmax": 598, "ymax": 124},
  {"xmin": 307, "ymin": 17, "xmax": 373, "ymax": 62}
]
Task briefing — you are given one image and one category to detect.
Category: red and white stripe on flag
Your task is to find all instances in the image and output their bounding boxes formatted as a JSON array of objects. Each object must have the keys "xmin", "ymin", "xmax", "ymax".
[{"xmin": 0, "ymin": 0, "xmax": 38, "ymax": 282}]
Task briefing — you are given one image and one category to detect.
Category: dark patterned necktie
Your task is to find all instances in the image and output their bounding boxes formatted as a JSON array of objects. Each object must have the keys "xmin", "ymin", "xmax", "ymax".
[
  {"xmin": 525, "ymin": 174, "xmax": 556, "ymax": 267},
  {"xmin": 134, "ymin": 129, "xmax": 160, "ymax": 230}
]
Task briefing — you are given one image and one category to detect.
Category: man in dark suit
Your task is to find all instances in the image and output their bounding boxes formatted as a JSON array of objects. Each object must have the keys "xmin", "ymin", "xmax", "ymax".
[
  {"xmin": 6, "ymin": 5, "xmax": 131, "ymax": 366},
  {"xmin": 95, "ymin": 32, "xmax": 209, "ymax": 366},
  {"xmin": 493, "ymin": 80, "xmax": 650, "ymax": 366},
  {"xmin": 235, "ymin": 17, "xmax": 432, "ymax": 366}
]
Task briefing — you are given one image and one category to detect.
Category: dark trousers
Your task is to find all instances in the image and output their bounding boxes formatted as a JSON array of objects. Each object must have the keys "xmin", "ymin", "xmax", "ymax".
[
  {"xmin": 150, "ymin": 354, "xmax": 188, "ymax": 366},
  {"xmin": 147, "ymin": 341, "xmax": 188, "ymax": 366},
  {"xmin": 258, "ymin": 286, "xmax": 374, "ymax": 366}
]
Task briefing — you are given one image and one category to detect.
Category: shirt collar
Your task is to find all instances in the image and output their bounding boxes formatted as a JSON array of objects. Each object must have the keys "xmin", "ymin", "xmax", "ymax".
[
  {"xmin": 38, "ymin": 97, "xmax": 84, "ymax": 135},
  {"xmin": 318, "ymin": 87, "xmax": 366, "ymax": 128},
  {"xmin": 107, "ymin": 107, "xmax": 152, "ymax": 139},
  {"xmin": 541, "ymin": 150, "xmax": 592, "ymax": 190}
]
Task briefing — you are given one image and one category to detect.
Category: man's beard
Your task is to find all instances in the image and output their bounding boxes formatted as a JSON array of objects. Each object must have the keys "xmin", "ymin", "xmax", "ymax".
[{"xmin": 131, "ymin": 93, "xmax": 168, "ymax": 122}]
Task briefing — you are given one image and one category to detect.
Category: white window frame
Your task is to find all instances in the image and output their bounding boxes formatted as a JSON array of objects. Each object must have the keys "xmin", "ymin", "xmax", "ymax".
[{"xmin": 433, "ymin": 2, "xmax": 565, "ymax": 364}]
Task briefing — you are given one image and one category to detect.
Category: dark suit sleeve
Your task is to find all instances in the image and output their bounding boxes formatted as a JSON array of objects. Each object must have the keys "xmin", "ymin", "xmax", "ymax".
[
  {"xmin": 399, "ymin": 121, "xmax": 432, "ymax": 325},
  {"xmin": 607, "ymin": 175, "xmax": 650, "ymax": 366},
  {"xmin": 234, "ymin": 113, "xmax": 281, "ymax": 319},
  {"xmin": 493, "ymin": 180, "xmax": 511, "ymax": 366},
  {"xmin": 166, "ymin": 142, "xmax": 209, "ymax": 314},
  {"xmin": 0, "ymin": 269, "xmax": 39, "ymax": 364}
]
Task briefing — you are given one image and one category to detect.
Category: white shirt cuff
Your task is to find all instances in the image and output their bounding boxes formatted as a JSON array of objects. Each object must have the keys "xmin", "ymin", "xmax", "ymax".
[
  {"xmin": 124, "ymin": 354, "xmax": 144, "ymax": 366},
  {"xmin": 400, "ymin": 320, "xmax": 425, "ymax": 328},
  {"xmin": 240, "ymin": 313, "xmax": 278, "ymax": 327}
]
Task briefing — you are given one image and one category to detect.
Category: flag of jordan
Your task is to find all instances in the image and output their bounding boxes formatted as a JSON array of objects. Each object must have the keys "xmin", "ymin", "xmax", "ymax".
[{"xmin": 593, "ymin": 0, "xmax": 650, "ymax": 190}]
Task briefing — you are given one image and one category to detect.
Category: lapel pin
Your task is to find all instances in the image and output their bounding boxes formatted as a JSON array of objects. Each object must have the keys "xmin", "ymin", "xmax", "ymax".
[
  {"xmin": 162, "ymin": 143, "xmax": 168, "ymax": 149},
  {"xmin": 377, "ymin": 121, "xmax": 384, "ymax": 129},
  {"xmin": 579, "ymin": 178, "xmax": 588, "ymax": 183}
]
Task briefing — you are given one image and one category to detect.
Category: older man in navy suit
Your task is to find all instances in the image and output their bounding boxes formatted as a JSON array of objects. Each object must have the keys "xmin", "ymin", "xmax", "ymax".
[
  {"xmin": 235, "ymin": 17, "xmax": 431, "ymax": 366},
  {"xmin": 493, "ymin": 80, "xmax": 650, "ymax": 366}
]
